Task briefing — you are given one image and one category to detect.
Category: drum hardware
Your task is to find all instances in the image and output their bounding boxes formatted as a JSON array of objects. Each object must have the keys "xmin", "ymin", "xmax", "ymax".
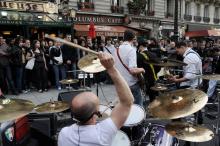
[
  {"xmin": 34, "ymin": 100, "xmax": 69, "ymax": 113},
  {"xmin": 165, "ymin": 122, "xmax": 214, "ymax": 142},
  {"xmin": 148, "ymin": 89, "xmax": 208, "ymax": 119}
]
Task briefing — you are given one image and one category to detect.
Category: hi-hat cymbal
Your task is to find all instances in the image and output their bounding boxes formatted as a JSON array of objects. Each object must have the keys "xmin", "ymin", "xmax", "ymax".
[
  {"xmin": 165, "ymin": 122, "xmax": 214, "ymax": 142},
  {"xmin": 34, "ymin": 101, "xmax": 69, "ymax": 113},
  {"xmin": 78, "ymin": 54, "xmax": 105, "ymax": 73},
  {"xmin": 148, "ymin": 89, "xmax": 208, "ymax": 119},
  {"xmin": 150, "ymin": 84, "xmax": 168, "ymax": 91},
  {"xmin": 144, "ymin": 58, "xmax": 187, "ymax": 67},
  {"xmin": 59, "ymin": 79, "xmax": 79, "ymax": 84},
  {"xmin": 201, "ymin": 74, "xmax": 220, "ymax": 80},
  {"xmin": 0, "ymin": 98, "xmax": 35, "ymax": 122}
]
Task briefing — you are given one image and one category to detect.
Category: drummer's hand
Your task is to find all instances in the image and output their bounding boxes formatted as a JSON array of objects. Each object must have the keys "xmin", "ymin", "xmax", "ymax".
[
  {"xmin": 168, "ymin": 75, "xmax": 179, "ymax": 82},
  {"xmin": 98, "ymin": 52, "xmax": 114, "ymax": 70}
]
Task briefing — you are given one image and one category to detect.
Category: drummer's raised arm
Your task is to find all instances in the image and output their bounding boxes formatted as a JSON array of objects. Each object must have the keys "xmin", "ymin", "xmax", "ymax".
[{"xmin": 98, "ymin": 52, "xmax": 134, "ymax": 129}]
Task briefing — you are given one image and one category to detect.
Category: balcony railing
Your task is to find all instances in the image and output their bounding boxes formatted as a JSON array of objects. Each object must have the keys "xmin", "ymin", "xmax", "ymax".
[
  {"xmin": 194, "ymin": 16, "xmax": 202, "ymax": 22},
  {"xmin": 147, "ymin": 10, "xmax": 155, "ymax": 16},
  {"xmin": 111, "ymin": 6, "xmax": 124, "ymax": 14},
  {"xmin": 203, "ymin": 17, "xmax": 210, "ymax": 23},
  {"xmin": 184, "ymin": 14, "xmax": 192, "ymax": 21},
  {"xmin": 165, "ymin": 12, "xmax": 174, "ymax": 18},
  {"xmin": 77, "ymin": 2, "xmax": 94, "ymax": 11},
  {"xmin": 214, "ymin": 18, "xmax": 220, "ymax": 23}
]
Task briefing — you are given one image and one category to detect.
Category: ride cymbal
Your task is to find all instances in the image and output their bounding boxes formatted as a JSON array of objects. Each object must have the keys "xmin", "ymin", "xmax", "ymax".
[
  {"xmin": 148, "ymin": 89, "xmax": 208, "ymax": 119},
  {"xmin": 34, "ymin": 101, "xmax": 69, "ymax": 113},
  {"xmin": 144, "ymin": 58, "xmax": 187, "ymax": 67},
  {"xmin": 201, "ymin": 74, "xmax": 220, "ymax": 81},
  {"xmin": 59, "ymin": 79, "xmax": 79, "ymax": 84},
  {"xmin": 165, "ymin": 122, "xmax": 214, "ymax": 142},
  {"xmin": 78, "ymin": 54, "xmax": 105, "ymax": 73},
  {"xmin": 0, "ymin": 99, "xmax": 35, "ymax": 122}
]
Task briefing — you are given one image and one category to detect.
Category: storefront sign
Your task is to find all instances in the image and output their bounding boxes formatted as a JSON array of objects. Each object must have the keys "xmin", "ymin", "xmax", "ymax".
[
  {"xmin": 73, "ymin": 14, "xmax": 124, "ymax": 24},
  {"xmin": 0, "ymin": 1, "xmax": 58, "ymax": 14},
  {"xmin": 0, "ymin": 20, "xmax": 71, "ymax": 26}
]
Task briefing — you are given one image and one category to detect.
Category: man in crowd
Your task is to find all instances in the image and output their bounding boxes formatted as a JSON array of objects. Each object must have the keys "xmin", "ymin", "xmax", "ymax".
[
  {"xmin": 62, "ymin": 34, "xmax": 77, "ymax": 79},
  {"xmin": 58, "ymin": 52, "xmax": 134, "ymax": 146},
  {"xmin": 113, "ymin": 30, "xmax": 145, "ymax": 106},
  {"xmin": 104, "ymin": 37, "xmax": 115, "ymax": 54}
]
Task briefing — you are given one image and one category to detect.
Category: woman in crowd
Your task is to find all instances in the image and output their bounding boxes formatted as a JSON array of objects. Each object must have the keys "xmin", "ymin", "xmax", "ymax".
[{"xmin": 26, "ymin": 40, "xmax": 48, "ymax": 92}]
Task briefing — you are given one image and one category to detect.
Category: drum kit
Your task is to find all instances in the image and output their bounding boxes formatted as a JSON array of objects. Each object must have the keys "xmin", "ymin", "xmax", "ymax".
[{"xmin": 41, "ymin": 35, "xmax": 220, "ymax": 145}]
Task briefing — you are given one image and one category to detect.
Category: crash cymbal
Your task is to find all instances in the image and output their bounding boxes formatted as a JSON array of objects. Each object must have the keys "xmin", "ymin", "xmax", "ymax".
[
  {"xmin": 165, "ymin": 122, "xmax": 214, "ymax": 142},
  {"xmin": 144, "ymin": 58, "xmax": 187, "ymax": 67},
  {"xmin": 150, "ymin": 84, "xmax": 168, "ymax": 91},
  {"xmin": 34, "ymin": 101, "xmax": 69, "ymax": 113},
  {"xmin": 0, "ymin": 98, "xmax": 35, "ymax": 122},
  {"xmin": 59, "ymin": 79, "xmax": 79, "ymax": 84},
  {"xmin": 201, "ymin": 74, "xmax": 220, "ymax": 80},
  {"xmin": 148, "ymin": 89, "xmax": 208, "ymax": 119},
  {"xmin": 78, "ymin": 54, "xmax": 105, "ymax": 73}
]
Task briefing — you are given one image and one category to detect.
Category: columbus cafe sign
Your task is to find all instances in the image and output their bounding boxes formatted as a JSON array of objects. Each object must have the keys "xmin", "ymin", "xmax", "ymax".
[
  {"xmin": 0, "ymin": 1, "xmax": 58, "ymax": 14},
  {"xmin": 73, "ymin": 14, "xmax": 124, "ymax": 25}
]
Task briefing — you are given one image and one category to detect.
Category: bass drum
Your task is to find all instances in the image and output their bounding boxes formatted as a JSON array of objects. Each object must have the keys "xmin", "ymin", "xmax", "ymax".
[
  {"xmin": 111, "ymin": 130, "xmax": 130, "ymax": 146},
  {"xmin": 140, "ymin": 124, "xmax": 179, "ymax": 146}
]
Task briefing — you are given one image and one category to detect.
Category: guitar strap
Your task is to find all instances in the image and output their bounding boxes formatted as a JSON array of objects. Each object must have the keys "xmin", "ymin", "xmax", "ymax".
[{"xmin": 116, "ymin": 47, "xmax": 132, "ymax": 75}]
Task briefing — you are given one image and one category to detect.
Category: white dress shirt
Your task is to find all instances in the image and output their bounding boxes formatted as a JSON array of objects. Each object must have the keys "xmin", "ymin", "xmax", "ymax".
[{"xmin": 181, "ymin": 48, "xmax": 202, "ymax": 88}]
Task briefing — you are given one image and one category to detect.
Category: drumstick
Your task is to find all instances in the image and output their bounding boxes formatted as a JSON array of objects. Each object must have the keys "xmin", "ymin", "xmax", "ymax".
[{"xmin": 45, "ymin": 35, "xmax": 98, "ymax": 55}]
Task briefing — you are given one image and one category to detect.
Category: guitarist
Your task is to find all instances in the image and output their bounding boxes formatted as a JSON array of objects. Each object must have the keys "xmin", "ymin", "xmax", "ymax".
[
  {"xmin": 113, "ymin": 30, "xmax": 145, "ymax": 106},
  {"xmin": 137, "ymin": 40, "xmax": 160, "ymax": 102}
]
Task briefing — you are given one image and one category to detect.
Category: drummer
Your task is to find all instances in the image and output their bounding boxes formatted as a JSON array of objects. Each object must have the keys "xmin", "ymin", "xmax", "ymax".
[
  {"xmin": 58, "ymin": 52, "xmax": 134, "ymax": 146},
  {"xmin": 168, "ymin": 41, "xmax": 202, "ymax": 89}
]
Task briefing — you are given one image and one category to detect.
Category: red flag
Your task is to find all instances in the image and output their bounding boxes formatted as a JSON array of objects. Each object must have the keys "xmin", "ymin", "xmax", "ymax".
[{"xmin": 88, "ymin": 22, "xmax": 96, "ymax": 39}]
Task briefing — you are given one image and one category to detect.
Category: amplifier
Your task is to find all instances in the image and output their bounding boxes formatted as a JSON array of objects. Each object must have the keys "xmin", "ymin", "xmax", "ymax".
[{"xmin": 58, "ymin": 89, "xmax": 91, "ymax": 104}]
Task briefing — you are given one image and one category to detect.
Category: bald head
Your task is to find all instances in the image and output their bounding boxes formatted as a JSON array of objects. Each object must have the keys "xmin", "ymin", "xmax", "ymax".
[{"xmin": 72, "ymin": 92, "xmax": 99, "ymax": 123}]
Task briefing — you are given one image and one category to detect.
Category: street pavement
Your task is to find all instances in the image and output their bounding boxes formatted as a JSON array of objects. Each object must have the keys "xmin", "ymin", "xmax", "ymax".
[{"xmin": 5, "ymin": 84, "xmax": 118, "ymax": 106}]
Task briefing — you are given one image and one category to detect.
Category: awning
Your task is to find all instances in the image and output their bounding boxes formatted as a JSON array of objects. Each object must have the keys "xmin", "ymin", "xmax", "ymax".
[
  {"xmin": 74, "ymin": 24, "xmax": 138, "ymax": 37},
  {"xmin": 185, "ymin": 29, "xmax": 220, "ymax": 38}
]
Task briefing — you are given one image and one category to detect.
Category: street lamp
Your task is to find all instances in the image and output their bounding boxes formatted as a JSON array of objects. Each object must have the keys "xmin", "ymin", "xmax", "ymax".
[
  {"xmin": 70, "ymin": 9, "xmax": 76, "ymax": 42},
  {"xmin": 174, "ymin": 0, "xmax": 179, "ymax": 42}
]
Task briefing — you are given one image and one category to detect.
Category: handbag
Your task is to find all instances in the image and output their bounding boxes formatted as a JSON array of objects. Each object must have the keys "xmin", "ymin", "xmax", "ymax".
[
  {"xmin": 54, "ymin": 49, "xmax": 63, "ymax": 64},
  {"xmin": 25, "ymin": 58, "xmax": 35, "ymax": 70}
]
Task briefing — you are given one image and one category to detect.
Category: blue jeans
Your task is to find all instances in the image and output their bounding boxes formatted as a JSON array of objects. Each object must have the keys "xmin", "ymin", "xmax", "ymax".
[
  {"xmin": 130, "ymin": 83, "xmax": 143, "ymax": 107},
  {"xmin": 53, "ymin": 65, "xmax": 66, "ymax": 88},
  {"xmin": 14, "ymin": 66, "xmax": 23, "ymax": 92}
]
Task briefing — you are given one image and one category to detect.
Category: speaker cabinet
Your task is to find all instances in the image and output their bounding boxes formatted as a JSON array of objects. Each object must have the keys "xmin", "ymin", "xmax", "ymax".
[{"xmin": 58, "ymin": 89, "xmax": 91, "ymax": 104}]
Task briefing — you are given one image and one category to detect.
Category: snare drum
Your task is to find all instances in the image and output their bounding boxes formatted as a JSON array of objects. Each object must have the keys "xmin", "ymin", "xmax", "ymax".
[
  {"xmin": 121, "ymin": 104, "xmax": 146, "ymax": 143},
  {"xmin": 140, "ymin": 124, "xmax": 179, "ymax": 146},
  {"xmin": 111, "ymin": 130, "xmax": 130, "ymax": 146},
  {"xmin": 98, "ymin": 105, "xmax": 112, "ymax": 121}
]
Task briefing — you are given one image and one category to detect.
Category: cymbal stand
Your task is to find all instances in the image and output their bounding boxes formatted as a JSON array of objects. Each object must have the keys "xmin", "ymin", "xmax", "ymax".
[{"xmin": 0, "ymin": 123, "xmax": 2, "ymax": 146}]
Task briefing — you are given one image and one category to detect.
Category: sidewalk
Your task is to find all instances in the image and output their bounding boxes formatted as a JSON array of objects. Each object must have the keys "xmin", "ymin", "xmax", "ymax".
[{"xmin": 5, "ymin": 84, "xmax": 118, "ymax": 106}]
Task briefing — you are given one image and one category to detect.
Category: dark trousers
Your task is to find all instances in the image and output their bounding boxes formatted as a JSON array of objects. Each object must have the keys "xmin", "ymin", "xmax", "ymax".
[{"xmin": 33, "ymin": 62, "xmax": 48, "ymax": 90}]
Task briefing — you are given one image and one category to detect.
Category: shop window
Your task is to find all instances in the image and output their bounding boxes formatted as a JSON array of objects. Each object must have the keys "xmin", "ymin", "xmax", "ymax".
[
  {"xmin": 185, "ymin": 2, "xmax": 191, "ymax": 15},
  {"xmin": 196, "ymin": 4, "xmax": 201, "ymax": 16},
  {"xmin": 78, "ymin": 0, "xmax": 94, "ymax": 10},
  {"xmin": 204, "ymin": 5, "xmax": 209, "ymax": 17}
]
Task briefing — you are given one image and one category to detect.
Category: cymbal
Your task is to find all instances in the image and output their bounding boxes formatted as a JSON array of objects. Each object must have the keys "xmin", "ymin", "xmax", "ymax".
[
  {"xmin": 150, "ymin": 84, "xmax": 168, "ymax": 91},
  {"xmin": 148, "ymin": 89, "xmax": 208, "ymax": 119},
  {"xmin": 34, "ymin": 101, "xmax": 69, "ymax": 113},
  {"xmin": 201, "ymin": 74, "xmax": 220, "ymax": 80},
  {"xmin": 165, "ymin": 122, "xmax": 214, "ymax": 142},
  {"xmin": 144, "ymin": 58, "xmax": 187, "ymax": 67},
  {"xmin": 0, "ymin": 98, "xmax": 35, "ymax": 122},
  {"xmin": 78, "ymin": 54, "xmax": 105, "ymax": 73},
  {"xmin": 59, "ymin": 79, "xmax": 79, "ymax": 84}
]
